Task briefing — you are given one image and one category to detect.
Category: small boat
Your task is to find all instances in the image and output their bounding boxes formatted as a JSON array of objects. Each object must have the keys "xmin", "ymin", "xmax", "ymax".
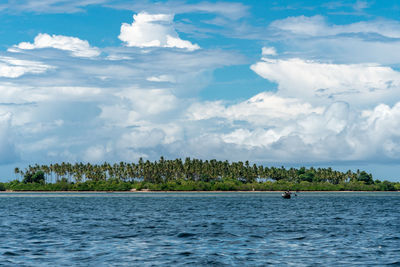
[{"xmin": 282, "ymin": 191, "xmax": 291, "ymax": 199}]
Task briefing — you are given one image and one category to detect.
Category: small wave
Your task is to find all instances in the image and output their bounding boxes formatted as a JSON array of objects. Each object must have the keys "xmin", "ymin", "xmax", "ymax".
[
  {"xmin": 290, "ymin": 236, "xmax": 306, "ymax": 240},
  {"xmin": 209, "ymin": 252, "xmax": 221, "ymax": 256},
  {"xmin": 111, "ymin": 234, "xmax": 138, "ymax": 239},
  {"xmin": 192, "ymin": 223, "xmax": 207, "ymax": 228},
  {"xmin": 178, "ymin": 251, "xmax": 192, "ymax": 256},
  {"xmin": 32, "ymin": 251, "xmax": 46, "ymax": 256},
  {"xmin": 387, "ymin": 261, "xmax": 400, "ymax": 265},
  {"xmin": 177, "ymin": 232, "xmax": 196, "ymax": 238},
  {"xmin": 249, "ymin": 234, "xmax": 263, "ymax": 239},
  {"xmin": 3, "ymin": 251, "xmax": 19, "ymax": 256},
  {"xmin": 210, "ymin": 232, "xmax": 224, "ymax": 237},
  {"xmin": 384, "ymin": 236, "xmax": 400, "ymax": 241}
]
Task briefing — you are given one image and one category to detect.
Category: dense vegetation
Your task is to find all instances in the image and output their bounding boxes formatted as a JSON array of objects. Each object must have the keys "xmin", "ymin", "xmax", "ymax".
[{"xmin": 1, "ymin": 157, "xmax": 399, "ymax": 191}]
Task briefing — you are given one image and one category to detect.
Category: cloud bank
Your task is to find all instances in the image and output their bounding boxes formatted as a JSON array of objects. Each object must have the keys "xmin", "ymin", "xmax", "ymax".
[{"xmin": 271, "ymin": 15, "xmax": 400, "ymax": 38}]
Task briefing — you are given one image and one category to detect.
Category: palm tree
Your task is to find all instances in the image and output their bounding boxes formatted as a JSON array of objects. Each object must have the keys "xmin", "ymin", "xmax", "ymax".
[{"xmin": 14, "ymin": 167, "xmax": 20, "ymax": 181}]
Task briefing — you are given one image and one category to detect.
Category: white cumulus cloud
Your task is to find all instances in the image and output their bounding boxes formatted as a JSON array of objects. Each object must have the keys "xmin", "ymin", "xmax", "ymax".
[
  {"xmin": 251, "ymin": 57, "xmax": 400, "ymax": 106},
  {"xmin": 188, "ymin": 92, "xmax": 322, "ymax": 124},
  {"xmin": 119, "ymin": 12, "xmax": 200, "ymax": 51},
  {"xmin": 0, "ymin": 56, "xmax": 52, "ymax": 78},
  {"xmin": 10, "ymin": 33, "xmax": 100, "ymax": 58}
]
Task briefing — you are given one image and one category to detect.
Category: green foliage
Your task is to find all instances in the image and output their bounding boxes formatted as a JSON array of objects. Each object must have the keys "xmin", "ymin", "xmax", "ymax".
[
  {"xmin": 376, "ymin": 180, "xmax": 396, "ymax": 191},
  {"xmin": 299, "ymin": 171, "xmax": 314, "ymax": 182},
  {"xmin": 5, "ymin": 158, "xmax": 399, "ymax": 191},
  {"xmin": 395, "ymin": 183, "xmax": 400, "ymax": 191},
  {"xmin": 22, "ymin": 171, "xmax": 45, "ymax": 184},
  {"xmin": 357, "ymin": 171, "xmax": 373, "ymax": 185},
  {"xmin": 1, "ymin": 179, "xmax": 399, "ymax": 192}
]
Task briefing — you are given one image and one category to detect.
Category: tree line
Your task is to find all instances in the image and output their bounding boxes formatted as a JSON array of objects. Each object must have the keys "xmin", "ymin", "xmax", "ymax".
[{"xmin": 11, "ymin": 157, "xmax": 386, "ymax": 186}]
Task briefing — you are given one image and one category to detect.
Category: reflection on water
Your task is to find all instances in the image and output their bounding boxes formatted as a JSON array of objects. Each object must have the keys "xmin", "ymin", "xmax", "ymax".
[{"xmin": 1, "ymin": 192, "xmax": 399, "ymax": 265}]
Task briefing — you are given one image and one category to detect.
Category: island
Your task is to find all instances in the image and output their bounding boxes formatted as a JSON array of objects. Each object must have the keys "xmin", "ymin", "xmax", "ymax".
[{"xmin": 1, "ymin": 157, "xmax": 399, "ymax": 192}]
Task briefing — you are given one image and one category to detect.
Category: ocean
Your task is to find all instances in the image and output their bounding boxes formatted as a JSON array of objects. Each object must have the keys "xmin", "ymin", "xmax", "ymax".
[{"xmin": 1, "ymin": 192, "xmax": 399, "ymax": 266}]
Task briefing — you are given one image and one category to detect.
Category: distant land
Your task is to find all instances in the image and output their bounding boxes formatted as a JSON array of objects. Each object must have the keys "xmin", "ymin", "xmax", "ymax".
[{"xmin": 1, "ymin": 158, "xmax": 399, "ymax": 192}]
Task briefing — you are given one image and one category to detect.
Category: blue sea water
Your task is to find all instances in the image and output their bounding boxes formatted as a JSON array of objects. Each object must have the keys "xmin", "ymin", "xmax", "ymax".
[{"xmin": 0, "ymin": 192, "xmax": 399, "ymax": 266}]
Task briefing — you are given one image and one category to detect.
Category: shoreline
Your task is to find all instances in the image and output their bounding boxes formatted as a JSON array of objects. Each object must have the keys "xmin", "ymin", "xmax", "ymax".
[{"xmin": 1, "ymin": 190, "xmax": 398, "ymax": 193}]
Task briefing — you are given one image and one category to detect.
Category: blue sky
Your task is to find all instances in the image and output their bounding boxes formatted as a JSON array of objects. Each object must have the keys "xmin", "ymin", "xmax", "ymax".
[{"xmin": 1, "ymin": 0, "xmax": 400, "ymax": 181}]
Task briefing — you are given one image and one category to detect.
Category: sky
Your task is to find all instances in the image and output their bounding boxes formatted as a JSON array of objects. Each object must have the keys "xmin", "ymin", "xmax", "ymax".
[{"xmin": 1, "ymin": 0, "xmax": 400, "ymax": 181}]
